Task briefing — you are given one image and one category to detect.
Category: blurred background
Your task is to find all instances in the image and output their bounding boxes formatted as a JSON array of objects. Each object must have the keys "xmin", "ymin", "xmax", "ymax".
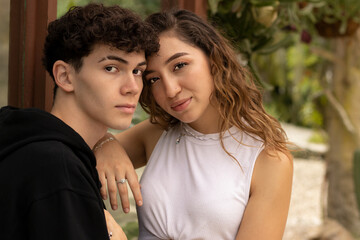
[{"xmin": 1, "ymin": 0, "xmax": 360, "ymax": 239}]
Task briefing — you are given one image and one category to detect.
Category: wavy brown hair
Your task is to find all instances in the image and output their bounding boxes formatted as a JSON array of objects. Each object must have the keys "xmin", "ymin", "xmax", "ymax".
[{"xmin": 141, "ymin": 9, "xmax": 290, "ymax": 155}]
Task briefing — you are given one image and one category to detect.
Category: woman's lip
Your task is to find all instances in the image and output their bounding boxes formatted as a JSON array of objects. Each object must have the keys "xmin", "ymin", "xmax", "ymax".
[{"xmin": 171, "ymin": 98, "xmax": 192, "ymax": 111}]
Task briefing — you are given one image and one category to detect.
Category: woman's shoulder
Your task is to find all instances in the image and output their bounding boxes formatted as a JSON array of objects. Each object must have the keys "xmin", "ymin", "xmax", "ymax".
[
  {"xmin": 118, "ymin": 119, "xmax": 164, "ymax": 162},
  {"xmin": 252, "ymin": 148, "xmax": 293, "ymax": 192},
  {"xmin": 257, "ymin": 149, "xmax": 293, "ymax": 172},
  {"xmin": 135, "ymin": 119, "xmax": 164, "ymax": 142}
]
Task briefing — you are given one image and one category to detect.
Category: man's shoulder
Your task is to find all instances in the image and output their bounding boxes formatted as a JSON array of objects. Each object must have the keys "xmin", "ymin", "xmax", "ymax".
[
  {"xmin": 4, "ymin": 140, "xmax": 86, "ymax": 173},
  {"xmin": 18, "ymin": 140, "xmax": 76, "ymax": 159},
  {"xmin": 0, "ymin": 139, "xmax": 97, "ymax": 198}
]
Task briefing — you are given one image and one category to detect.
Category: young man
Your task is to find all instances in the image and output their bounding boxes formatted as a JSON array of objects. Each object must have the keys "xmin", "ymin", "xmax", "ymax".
[{"xmin": 0, "ymin": 4, "xmax": 158, "ymax": 240}]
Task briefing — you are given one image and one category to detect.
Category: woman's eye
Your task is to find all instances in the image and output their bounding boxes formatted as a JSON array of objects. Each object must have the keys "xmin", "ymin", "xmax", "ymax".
[
  {"xmin": 174, "ymin": 62, "xmax": 187, "ymax": 71},
  {"xmin": 133, "ymin": 69, "xmax": 143, "ymax": 76},
  {"xmin": 148, "ymin": 77, "xmax": 160, "ymax": 84},
  {"xmin": 105, "ymin": 66, "xmax": 118, "ymax": 73}
]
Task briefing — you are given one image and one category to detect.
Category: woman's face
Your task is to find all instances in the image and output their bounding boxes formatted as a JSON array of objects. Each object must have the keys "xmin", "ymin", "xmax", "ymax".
[{"xmin": 144, "ymin": 32, "xmax": 220, "ymax": 133}]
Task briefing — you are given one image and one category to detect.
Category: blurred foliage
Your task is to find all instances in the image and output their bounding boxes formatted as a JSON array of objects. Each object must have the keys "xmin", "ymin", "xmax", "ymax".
[
  {"xmin": 256, "ymin": 37, "xmax": 326, "ymax": 128},
  {"xmin": 297, "ymin": 0, "xmax": 360, "ymax": 35},
  {"xmin": 58, "ymin": 0, "xmax": 160, "ymax": 18},
  {"xmin": 308, "ymin": 129, "xmax": 327, "ymax": 143},
  {"xmin": 208, "ymin": 0, "xmax": 300, "ymax": 89},
  {"xmin": 122, "ymin": 221, "xmax": 139, "ymax": 240},
  {"xmin": 132, "ymin": 104, "xmax": 149, "ymax": 126},
  {"xmin": 206, "ymin": 0, "xmax": 358, "ymax": 129}
]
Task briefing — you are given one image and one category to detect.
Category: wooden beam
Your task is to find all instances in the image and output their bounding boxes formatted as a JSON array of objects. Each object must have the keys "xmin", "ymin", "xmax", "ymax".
[
  {"xmin": 161, "ymin": 0, "xmax": 208, "ymax": 19},
  {"xmin": 8, "ymin": 0, "xmax": 57, "ymax": 111}
]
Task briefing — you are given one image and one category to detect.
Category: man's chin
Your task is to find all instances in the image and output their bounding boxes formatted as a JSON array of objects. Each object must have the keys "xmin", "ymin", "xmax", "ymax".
[{"xmin": 109, "ymin": 121, "xmax": 132, "ymax": 131}]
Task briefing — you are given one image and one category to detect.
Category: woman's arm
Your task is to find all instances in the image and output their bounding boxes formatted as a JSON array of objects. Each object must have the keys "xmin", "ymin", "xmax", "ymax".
[
  {"xmin": 94, "ymin": 119, "xmax": 163, "ymax": 212},
  {"xmin": 236, "ymin": 149, "xmax": 293, "ymax": 240},
  {"xmin": 115, "ymin": 119, "xmax": 163, "ymax": 169},
  {"xmin": 104, "ymin": 210, "xmax": 128, "ymax": 240}
]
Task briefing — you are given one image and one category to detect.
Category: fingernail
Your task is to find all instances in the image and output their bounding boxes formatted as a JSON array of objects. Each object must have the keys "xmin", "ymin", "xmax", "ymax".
[
  {"xmin": 138, "ymin": 200, "xmax": 143, "ymax": 206},
  {"xmin": 124, "ymin": 208, "xmax": 129, "ymax": 213},
  {"xmin": 112, "ymin": 205, "xmax": 117, "ymax": 210}
]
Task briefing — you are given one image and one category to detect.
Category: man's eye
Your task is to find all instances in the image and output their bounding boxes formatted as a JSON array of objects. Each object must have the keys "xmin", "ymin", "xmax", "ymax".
[
  {"xmin": 174, "ymin": 62, "xmax": 187, "ymax": 71},
  {"xmin": 105, "ymin": 66, "xmax": 117, "ymax": 72},
  {"xmin": 133, "ymin": 69, "xmax": 143, "ymax": 76}
]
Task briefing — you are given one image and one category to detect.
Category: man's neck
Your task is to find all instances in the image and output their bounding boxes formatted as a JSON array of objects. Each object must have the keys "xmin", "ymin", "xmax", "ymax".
[{"xmin": 50, "ymin": 104, "xmax": 107, "ymax": 150}]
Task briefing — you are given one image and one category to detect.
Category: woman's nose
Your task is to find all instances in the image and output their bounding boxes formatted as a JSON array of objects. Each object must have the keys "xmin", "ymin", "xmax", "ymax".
[{"xmin": 163, "ymin": 75, "xmax": 181, "ymax": 98}]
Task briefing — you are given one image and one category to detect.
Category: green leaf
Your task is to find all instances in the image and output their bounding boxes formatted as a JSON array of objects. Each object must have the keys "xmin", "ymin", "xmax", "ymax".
[
  {"xmin": 250, "ymin": 0, "xmax": 279, "ymax": 7},
  {"xmin": 232, "ymin": 0, "xmax": 243, "ymax": 12},
  {"xmin": 278, "ymin": 0, "xmax": 303, "ymax": 2},
  {"xmin": 208, "ymin": 0, "xmax": 221, "ymax": 14},
  {"xmin": 257, "ymin": 35, "xmax": 294, "ymax": 54},
  {"xmin": 248, "ymin": 57, "xmax": 274, "ymax": 90}
]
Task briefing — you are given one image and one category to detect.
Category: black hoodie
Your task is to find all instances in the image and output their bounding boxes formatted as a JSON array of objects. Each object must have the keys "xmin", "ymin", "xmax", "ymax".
[{"xmin": 0, "ymin": 106, "xmax": 109, "ymax": 240}]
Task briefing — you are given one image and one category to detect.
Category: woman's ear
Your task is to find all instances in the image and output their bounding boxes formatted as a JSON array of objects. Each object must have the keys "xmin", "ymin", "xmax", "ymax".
[{"xmin": 52, "ymin": 60, "xmax": 74, "ymax": 92}]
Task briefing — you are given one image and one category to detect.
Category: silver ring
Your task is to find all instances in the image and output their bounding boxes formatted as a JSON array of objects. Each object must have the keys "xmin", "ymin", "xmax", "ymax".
[
  {"xmin": 108, "ymin": 231, "xmax": 113, "ymax": 239},
  {"xmin": 116, "ymin": 178, "xmax": 126, "ymax": 184}
]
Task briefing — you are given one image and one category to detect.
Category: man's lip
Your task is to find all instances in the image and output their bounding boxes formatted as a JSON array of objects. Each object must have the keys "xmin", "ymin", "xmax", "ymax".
[
  {"xmin": 115, "ymin": 104, "xmax": 137, "ymax": 114},
  {"xmin": 115, "ymin": 104, "xmax": 136, "ymax": 108}
]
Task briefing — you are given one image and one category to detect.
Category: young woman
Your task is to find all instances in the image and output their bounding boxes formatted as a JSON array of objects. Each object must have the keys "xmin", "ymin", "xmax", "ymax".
[{"xmin": 95, "ymin": 9, "xmax": 293, "ymax": 240}]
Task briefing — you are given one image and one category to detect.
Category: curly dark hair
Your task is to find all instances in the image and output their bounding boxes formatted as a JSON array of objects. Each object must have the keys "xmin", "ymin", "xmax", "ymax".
[{"xmin": 43, "ymin": 3, "xmax": 159, "ymax": 93}]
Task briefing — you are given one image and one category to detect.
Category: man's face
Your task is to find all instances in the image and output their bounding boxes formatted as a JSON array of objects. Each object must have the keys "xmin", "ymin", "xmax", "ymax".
[{"xmin": 71, "ymin": 44, "xmax": 145, "ymax": 130}]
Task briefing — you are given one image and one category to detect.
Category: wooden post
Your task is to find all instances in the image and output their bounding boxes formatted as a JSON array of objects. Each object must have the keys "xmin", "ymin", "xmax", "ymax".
[
  {"xmin": 8, "ymin": 0, "xmax": 57, "ymax": 111},
  {"xmin": 161, "ymin": 0, "xmax": 208, "ymax": 19}
]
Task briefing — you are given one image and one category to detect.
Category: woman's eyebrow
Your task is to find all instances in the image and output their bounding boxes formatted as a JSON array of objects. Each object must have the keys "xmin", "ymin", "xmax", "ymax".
[
  {"xmin": 165, "ymin": 52, "xmax": 189, "ymax": 65},
  {"xmin": 143, "ymin": 70, "xmax": 154, "ymax": 77},
  {"xmin": 143, "ymin": 52, "xmax": 190, "ymax": 77}
]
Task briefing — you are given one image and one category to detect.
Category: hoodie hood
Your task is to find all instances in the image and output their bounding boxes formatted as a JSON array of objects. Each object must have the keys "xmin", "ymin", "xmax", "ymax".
[{"xmin": 0, "ymin": 106, "xmax": 93, "ymax": 163}]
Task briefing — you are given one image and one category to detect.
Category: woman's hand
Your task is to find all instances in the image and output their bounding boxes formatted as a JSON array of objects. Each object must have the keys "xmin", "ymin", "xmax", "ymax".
[
  {"xmin": 94, "ymin": 133, "xmax": 142, "ymax": 213},
  {"xmin": 104, "ymin": 210, "xmax": 128, "ymax": 240}
]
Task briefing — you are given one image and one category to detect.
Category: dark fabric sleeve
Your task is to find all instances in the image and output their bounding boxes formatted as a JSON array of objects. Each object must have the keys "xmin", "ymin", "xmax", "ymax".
[{"xmin": 27, "ymin": 189, "xmax": 109, "ymax": 240}]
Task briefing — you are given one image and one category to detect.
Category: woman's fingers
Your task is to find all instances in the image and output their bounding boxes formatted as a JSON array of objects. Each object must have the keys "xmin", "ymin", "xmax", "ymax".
[
  {"xmin": 116, "ymin": 178, "xmax": 130, "ymax": 213},
  {"xmin": 126, "ymin": 171, "xmax": 143, "ymax": 207},
  {"xmin": 98, "ymin": 171, "xmax": 108, "ymax": 200},
  {"xmin": 107, "ymin": 175, "xmax": 119, "ymax": 210}
]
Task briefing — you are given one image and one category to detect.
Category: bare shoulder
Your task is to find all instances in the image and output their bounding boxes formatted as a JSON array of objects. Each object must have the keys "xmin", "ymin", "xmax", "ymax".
[
  {"xmin": 134, "ymin": 119, "xmax": 163, "ymax": 142},
  {"xmin": 115, "ymin": 119, "xmax": 164, "ymax": 167},
  {"xmin": 117, "ymin": 119, "xmax": 163, "ymax": 143},
  {"xmin": 251, "ymin": 148, "xmax": 293, "ymax": 194},
  {"xmin": 136, "ymin": 120, "xmax": 164, "ymax": 161},
  {"xmin": 236, "ymin": 148, "xmax": 293, "ymax": 239},
  {"xmin": 257, "ymin": 149, "xmax": 293, "ymax": 172}
]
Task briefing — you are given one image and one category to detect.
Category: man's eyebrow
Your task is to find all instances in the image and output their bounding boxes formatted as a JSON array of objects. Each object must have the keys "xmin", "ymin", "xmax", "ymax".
[
  {"xmin": 165, "ymin": 52, "xmax": 189, "ymax": 64},
  {"xmin": 98, "ymin": 56, "xmax": 146, "ymax": 67},
  {"xmin": 137, "ymin": 61, "xmax": 147, "ymax": 67},
  {"xmin": 98, "ymin": 55, "xmax": 128, "ymax": 64}
]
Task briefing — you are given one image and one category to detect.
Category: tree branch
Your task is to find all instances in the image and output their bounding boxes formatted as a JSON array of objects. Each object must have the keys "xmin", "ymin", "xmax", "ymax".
[
  {"xmin": 324, "ymin": 90, "xmax": 359, "ymax": 144},
  {"xmin": 310, "ymin": 46, "xmax": 343, "ymax": 66}
]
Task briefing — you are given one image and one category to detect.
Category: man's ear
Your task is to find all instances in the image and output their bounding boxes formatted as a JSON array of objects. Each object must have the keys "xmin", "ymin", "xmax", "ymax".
[{"xmin": 52, "ymin": 60, "xmax": 74, "ymax": 92}]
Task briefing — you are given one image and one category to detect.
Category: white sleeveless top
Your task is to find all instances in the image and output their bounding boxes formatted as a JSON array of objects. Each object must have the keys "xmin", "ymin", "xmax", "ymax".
[{"xmin": 137, "ymin": 123, "xmax": 264, "ymax": 240}]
